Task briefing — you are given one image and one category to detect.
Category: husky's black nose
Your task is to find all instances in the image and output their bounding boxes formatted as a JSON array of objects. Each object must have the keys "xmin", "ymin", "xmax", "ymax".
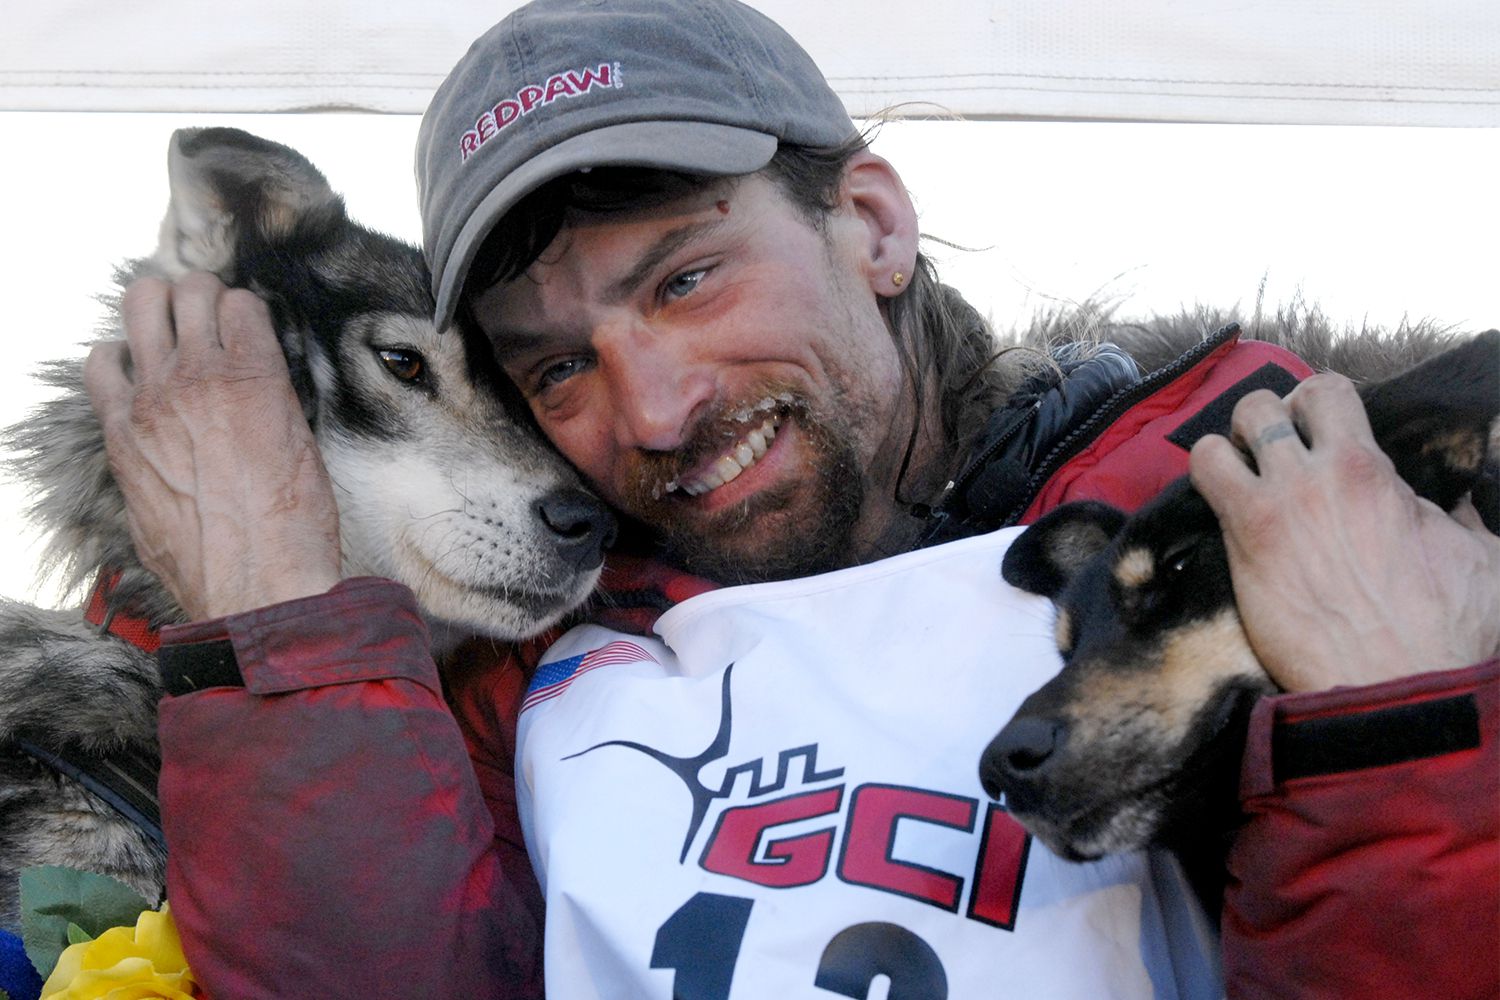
[
  {"xmin": 979, "ymin": 716, "xmax": 1067, "ymax": 800},
  {"xmin": 537, "ymin": 488, "xmax": 617, "ymax": 570}
]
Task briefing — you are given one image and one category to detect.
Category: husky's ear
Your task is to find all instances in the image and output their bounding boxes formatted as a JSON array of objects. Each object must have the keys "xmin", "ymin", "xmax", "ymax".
[
  {"xmin": 1360, "ymin": 329, "xmax": 1499, "ymax": 519},
  {"xmin": 1002, "ymin": 500, "xmax": 1128, "ymax": 598},
  {"xmin": 155, "ymin": 127, "xmax": 343, "ymax": 279}
]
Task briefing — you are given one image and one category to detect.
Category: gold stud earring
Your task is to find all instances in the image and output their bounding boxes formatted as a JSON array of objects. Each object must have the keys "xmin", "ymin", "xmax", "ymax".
[{"xmin": 892, "ymin": 271, "xmax": 905, "ymax": 287}]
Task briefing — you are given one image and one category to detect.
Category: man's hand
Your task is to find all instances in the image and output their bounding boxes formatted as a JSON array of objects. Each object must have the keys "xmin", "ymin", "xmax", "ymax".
[
  {"xmin": 84, "ymin": 272, "xmax": 341, "ymax": 621},
  {"xmin": 1189, "ymin": 373, "xmax": 1500, "ymax": 692}
]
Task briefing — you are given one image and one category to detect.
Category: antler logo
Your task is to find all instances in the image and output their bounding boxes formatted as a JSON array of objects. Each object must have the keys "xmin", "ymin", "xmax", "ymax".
[
  {"xmin": 558, "ymin": 655, "xmax": 1027, "ymax": 927},
  {"xmin": 566, "ymin": 664, "xmax": 844, "ymax": 862}
]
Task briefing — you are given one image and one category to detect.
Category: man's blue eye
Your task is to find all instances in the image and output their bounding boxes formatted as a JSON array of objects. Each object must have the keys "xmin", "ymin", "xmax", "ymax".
[
  {"xmin": 539, "ymin": 357, "xmax": 590, "ymax": 389},
  {"xmin": 664, "ymin": 269, "xmax": 706, "ymax": 299}
]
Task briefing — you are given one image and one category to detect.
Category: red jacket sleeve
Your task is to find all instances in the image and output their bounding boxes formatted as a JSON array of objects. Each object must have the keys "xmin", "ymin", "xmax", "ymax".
[
  {"xmin": 155, "ymin": 577, "xmax": 542, "ymax": 999},
  {"xmin": 1223, "ymin": 658, "xmax": 1499, "ymax": 1000}
]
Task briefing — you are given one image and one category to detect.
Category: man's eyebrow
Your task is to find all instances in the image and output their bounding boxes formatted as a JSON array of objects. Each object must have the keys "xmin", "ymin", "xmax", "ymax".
[
  {"xmin": 488, "ymin": 325, "xmax": 547, "ymax": 369},
  {"xmin": 486, "ymin": 216, "xmax": 731, "ymax": 368},
  {"xmin": 604, "ymin": 217, "xmax": 727, "ymax": 303}
]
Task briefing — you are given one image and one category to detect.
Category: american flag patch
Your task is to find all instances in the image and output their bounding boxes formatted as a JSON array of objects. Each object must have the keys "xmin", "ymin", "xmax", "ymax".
[{"xmin": 522, "ymin": 640, "xmax": 659, "ymax": 712}]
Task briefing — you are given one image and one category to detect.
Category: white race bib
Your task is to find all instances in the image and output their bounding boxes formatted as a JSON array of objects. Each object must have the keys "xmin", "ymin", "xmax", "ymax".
[{"xmin": 518, "ymin": 528, "xmax": 1221, "ymax": 999}]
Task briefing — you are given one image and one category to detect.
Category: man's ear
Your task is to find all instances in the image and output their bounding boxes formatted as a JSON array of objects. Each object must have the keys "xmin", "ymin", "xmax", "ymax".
[{"xmin": 840, "ymin": 150, "xmax": 919, "ymax": 298}]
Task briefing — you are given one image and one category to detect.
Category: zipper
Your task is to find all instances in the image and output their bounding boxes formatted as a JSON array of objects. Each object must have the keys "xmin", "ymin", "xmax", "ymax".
[
  {"xmin": 932, "ymin": 396, "xmax": 1044, "ymax": 513},
  {"xmin": 998, "ymin": 323, "xmax": 1240, "ymax": 526}
]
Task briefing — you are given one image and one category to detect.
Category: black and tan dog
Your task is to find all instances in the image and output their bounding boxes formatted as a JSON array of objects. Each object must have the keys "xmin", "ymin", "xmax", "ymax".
[{"xmin": 980, "ymin": 330, "xmax": 1498, "ymax": 868}]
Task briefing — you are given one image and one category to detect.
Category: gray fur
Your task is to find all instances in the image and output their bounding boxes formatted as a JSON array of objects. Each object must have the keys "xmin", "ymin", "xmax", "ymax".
[
  {"xmin": 1003, "ymin": 295, "xmax": 1478, "ymax": 383},
  {"xmin": 0, "ymin": 604, "xmax": 165, "ymax": 911},
  {"xmin": 0, "ymin": 128, "xmax": 611, "ymax": 930}
]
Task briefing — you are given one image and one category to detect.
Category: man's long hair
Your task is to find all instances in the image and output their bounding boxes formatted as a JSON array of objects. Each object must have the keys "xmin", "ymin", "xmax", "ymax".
[{"xmin": 461, "ymin": 133, "xmax": 1031, "ymax": 504}]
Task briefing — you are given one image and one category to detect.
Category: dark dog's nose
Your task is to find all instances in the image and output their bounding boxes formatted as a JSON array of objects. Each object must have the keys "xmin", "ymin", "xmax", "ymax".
[
  {"xmin": 979, "ymin": 716, "xmax": 1067, "ymax": 800},
  {"xmin": 536, "ymin": 488, "xmax": 617, "ymax": 570}
]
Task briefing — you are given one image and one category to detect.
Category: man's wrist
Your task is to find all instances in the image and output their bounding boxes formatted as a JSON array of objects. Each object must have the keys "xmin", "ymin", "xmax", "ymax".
[{"xmin": 199, "ymin": 561, "xmax": 341, "ymax": 620}]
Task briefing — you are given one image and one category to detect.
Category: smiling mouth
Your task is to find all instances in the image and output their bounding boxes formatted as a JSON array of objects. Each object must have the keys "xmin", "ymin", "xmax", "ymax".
[{"xmin": 655, "ymin": 397, "xmax": 788, "ymax": 499}]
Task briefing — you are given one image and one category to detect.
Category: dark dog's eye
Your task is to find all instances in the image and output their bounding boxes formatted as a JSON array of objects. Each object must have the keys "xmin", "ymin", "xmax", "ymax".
[
  {"xmin": 1161, "ymin": 538, "xmax": 1199, "ymax": 573},
  {"xmin": 378, "ymin": 348, "xmax": 426, "ymax": 383}
]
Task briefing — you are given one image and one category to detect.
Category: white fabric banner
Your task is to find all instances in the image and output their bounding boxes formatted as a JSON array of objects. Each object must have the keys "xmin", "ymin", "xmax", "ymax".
[{"xmin": 3, "ymin": 0, "xmax": 1496, "ymax": 125}]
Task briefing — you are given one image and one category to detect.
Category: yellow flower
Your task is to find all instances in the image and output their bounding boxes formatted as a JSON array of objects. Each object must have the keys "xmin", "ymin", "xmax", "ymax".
[{"xmin": 40, "ymin": 902, "xmax": 199, "ymax": 1000}]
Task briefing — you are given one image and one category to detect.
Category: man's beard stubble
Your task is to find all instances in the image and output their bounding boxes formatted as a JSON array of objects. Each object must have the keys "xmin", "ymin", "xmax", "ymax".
[{"xmin": 618, "ymin": 386, "xmax": 867, "ymax": 585}]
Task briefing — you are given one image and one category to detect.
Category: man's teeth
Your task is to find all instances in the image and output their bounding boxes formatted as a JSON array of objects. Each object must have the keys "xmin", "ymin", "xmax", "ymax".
[{"xmin": 668, "ymin": 417, "xmax": 778, "ymax": 498}]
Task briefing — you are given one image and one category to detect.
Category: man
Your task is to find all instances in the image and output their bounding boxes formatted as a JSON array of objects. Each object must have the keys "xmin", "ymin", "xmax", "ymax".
[{"xmin": 85, "ymin": 0, "xmax": 1497, "ymax": 997}]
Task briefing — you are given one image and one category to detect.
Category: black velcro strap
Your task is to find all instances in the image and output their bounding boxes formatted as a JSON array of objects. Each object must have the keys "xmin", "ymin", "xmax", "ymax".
[
  {"xmin": 1166, "ymin": 363, "xmax": 1302, "ymax": 451},
  {"xmin": 1273, "ymin": 693, "xmax": 1481, "ymax": 782},
  {"xmin": 158, "ymin": 638, "xmax": 244, "ymax": 696}
]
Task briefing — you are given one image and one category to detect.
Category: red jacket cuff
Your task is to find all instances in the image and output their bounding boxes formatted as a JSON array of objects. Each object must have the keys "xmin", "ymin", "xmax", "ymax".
[{"xmin": 158, "ymin": 577, "xmax": 434, "ymax": 696}]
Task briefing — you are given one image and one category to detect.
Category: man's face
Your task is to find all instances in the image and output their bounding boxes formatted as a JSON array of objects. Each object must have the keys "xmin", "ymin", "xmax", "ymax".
[{"xmin": 474, "ymin": 171, "xmax": 914, "ymax": 583}]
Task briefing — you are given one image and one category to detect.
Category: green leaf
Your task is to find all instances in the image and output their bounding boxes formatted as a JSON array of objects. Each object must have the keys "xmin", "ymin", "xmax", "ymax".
[
  {"xmin": 65, "ymin": 922, "xmax": 93, "ymax": 946},
  {"xmin": 19, "ymin": 865, "xmax": 149, "ymax": 977},
  {"xmin": 1, "ymin": 986, "xmax": 11, "ymax": 1000}
]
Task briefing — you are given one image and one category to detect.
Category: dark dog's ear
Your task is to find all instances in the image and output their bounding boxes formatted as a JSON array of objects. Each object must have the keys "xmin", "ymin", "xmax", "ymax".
[
  {"xmin": 155, "ymin": 127, "xmax": 344, "ymax": 278},
  {"xmin": 1359, "ymin": 329, "xmax": 1499, "ymax": 520},
  {"xmin": 1002, "ymin": 500, "xmax": 1128, "ymax": 598}
]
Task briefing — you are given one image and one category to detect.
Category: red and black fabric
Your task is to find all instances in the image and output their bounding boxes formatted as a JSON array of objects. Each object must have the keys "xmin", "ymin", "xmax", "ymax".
[
  {"xmin": 157, "ymin": 578, "xmax": 544, "ymax": 998},
  {"xmin": 1224, "ymin": 659, "xmax": 1499, "ymax": 1000},
  {"xmin": 1014, "ymin": 324, "xmax": 1313, "ymax": 523},
  {"xmin": 920, "ymin": 323, "xmax": 1313, "ymax": 541}
]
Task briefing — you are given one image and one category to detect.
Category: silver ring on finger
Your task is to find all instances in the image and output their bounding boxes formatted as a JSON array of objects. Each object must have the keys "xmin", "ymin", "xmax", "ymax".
[{"xmin": 1250, "ymin": 420, "xmax": 1301, "ymax": 452}]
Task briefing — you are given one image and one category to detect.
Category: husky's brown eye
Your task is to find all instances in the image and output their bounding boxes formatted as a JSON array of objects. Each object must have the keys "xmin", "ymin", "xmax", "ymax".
[{"xmin": 378, "ymin": 348, "xmax": 426, "ymax": 383}]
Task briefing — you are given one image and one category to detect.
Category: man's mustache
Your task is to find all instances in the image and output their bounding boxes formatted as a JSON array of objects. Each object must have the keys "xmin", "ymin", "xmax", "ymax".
[{"xmin": 620, "ymin": 386, "xmax": 806, "ymax": 508}]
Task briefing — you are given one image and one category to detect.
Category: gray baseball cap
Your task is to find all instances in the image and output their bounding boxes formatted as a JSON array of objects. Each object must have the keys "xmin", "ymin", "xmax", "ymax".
[{"xmin": 416, "ymin": 0, "xmax": 858, "ymax": 329}]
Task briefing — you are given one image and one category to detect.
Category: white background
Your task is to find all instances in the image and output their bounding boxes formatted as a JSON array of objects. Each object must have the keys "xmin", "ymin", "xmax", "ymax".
[{"xmin": 0, "ymin": 111, "xmax": 1495, "ymax": 607}]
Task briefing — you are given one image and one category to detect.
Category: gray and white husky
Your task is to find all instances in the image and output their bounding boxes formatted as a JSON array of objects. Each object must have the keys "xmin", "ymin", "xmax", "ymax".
[{"xmin": 0, "ymin": 128, "xmax": 613, "ymax": 929}]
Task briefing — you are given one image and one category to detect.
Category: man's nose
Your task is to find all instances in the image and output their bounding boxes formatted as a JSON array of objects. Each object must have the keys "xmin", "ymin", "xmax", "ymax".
[{"xmin": 596, "ymin": 319, "xmax": 713, "ymax": 452}]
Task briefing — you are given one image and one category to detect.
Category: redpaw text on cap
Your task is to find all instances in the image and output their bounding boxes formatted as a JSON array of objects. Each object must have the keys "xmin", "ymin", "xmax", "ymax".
[{"xmin": 416, "ymin": 0, "xmax": 857, "ymax": 330}]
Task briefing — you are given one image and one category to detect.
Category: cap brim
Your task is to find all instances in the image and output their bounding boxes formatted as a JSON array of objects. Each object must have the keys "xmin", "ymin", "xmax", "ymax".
[{"xmin": 435, "ymin": 120, "xmax": 777, "ymax": 329}]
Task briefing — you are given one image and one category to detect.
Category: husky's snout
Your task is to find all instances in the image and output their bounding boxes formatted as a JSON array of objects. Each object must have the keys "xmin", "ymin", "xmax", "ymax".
[{"xmin": 536, "ymin": 488, "xmax": 617, "ymax": 570}]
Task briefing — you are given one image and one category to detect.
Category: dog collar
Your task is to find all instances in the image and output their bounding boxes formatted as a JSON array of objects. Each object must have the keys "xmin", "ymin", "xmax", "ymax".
[
  {"xmin": 11, "ymin": 737, "xmax": 166, "ymax": 853},
  {"xmin": 83, "ymin": 569, "xmax": 244, "ymax": 695},
  {"xmin": 83, "ymin": 569, "xmax": 163, "ymax": 654}
]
